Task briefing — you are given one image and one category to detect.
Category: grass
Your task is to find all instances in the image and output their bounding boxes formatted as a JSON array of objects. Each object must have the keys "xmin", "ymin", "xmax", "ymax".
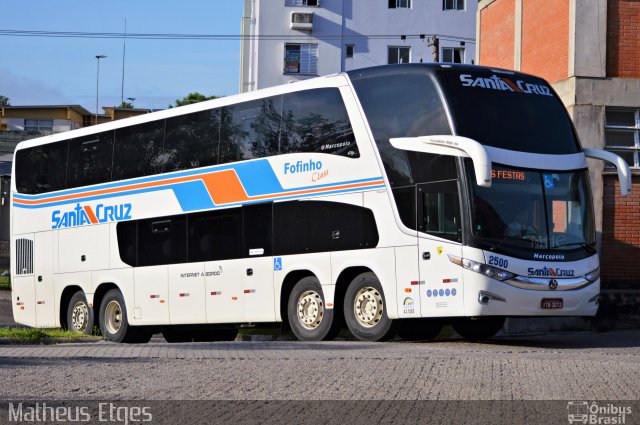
[
  {"xmin": 0, "ymin": 276, "xmax": 10, "ymax": 290},
  {"xmin": 0, "ymin": 326, "xmax": 100, "ymax": 343}
]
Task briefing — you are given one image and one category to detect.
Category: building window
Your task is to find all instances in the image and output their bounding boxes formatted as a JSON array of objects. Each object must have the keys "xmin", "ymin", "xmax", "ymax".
[
  {"xmin": 284, "ymin": 43, "xmax": 318, "ymax": 75},
  {"xmin": 443, "ymin": 0, "xmax": 464, "ymax": 10},
  {"xmin": 389, "ymin": 0, "xmax": 411, "ymax": 8},
  {"xmin": 388, "ymin": 46, "xmax": 410, "ymax": 64},
  {"xmin": 24, "ymin": 119, "xmax": 54, "ymax": 133},
  {"xmin": 605, "ymin": 108, "xmax": 640, "ymax": 169},
  {"xmin": 285, "ymin": 0, "xmax": 318, "ymax": 6},
  {"xmin": 345, "ymin": 44, "xmax": 354, "ymax": 58},
  {"xmin": 442, "ymin": 47, "xmax": 464, "ymax": 63}
]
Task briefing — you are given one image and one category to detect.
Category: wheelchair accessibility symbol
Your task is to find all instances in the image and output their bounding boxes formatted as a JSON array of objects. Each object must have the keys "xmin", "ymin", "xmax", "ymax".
[{"xmin": 274, "ymin": 257, "xmax": 283, "ymax": 271}]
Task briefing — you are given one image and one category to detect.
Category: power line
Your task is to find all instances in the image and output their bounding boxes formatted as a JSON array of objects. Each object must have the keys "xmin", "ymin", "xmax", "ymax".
[{"xmin": 0, "ymin": 29, "xmax": 475, "ymax": 43}]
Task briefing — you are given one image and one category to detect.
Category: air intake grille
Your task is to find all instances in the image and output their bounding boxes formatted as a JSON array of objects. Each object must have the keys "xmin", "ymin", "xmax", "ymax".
[{"xmin": 15, "ymin": 238, "xmax": 34, "ymax": 275}]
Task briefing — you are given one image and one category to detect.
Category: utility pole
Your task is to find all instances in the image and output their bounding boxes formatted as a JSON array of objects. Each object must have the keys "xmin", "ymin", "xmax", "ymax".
[{"xmin": 427, "ymin": 34, "xmax": 440, "ymax": 62}]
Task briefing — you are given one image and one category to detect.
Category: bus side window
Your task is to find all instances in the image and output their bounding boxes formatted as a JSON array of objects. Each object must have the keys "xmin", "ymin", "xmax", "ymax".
[
  {"xmin": 113, "ymin": 120, "xmax": 165, "ymax": 181},
  {"xmin": 281, "ymin": 88, "xmax": 358, "ymax": 157},
  {"xmin": 417, "ymin": 180, "xmax": 461, "ymax": 243},
  {"xmin": 116, "ymin": 221, "xmax": 137, "ymax": 267},
  {"xmin": 67, "ymin": 131, "xmax": 114, "ymax": 188},
  {"xmin": 138, "ymin": 216, "xmax": 187, "ymax": 267},
  {"xmin": 244, "ymin": 202, "xmax": 273, "ymax": 257},
  {"xmin": 15, "ymin": 142, "xmax": 68, "ymax": 194},
  {"xmin": 164, "ymin": 109, "xmax": 220, "ymax": 172},
  {"xmin": 188, "ymin": 208, "xmax": 243, "ymax": 262},
  {"xmin": 222, "ymin": 96, "xmax": 283, "ymax": 162}
]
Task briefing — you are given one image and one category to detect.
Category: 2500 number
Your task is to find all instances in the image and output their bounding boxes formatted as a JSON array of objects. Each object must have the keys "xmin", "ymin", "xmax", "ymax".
[{"xmin": 488, "ymin": 256, "xmax": 509, "ymax": 268}]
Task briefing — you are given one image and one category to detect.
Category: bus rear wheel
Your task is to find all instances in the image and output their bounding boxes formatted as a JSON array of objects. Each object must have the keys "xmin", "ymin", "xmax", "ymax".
[
  {"xmin": 287, "ymin": 276, "xmax": 341, "ymax": 341},
  {"xmin": 99, "ymin": 289, "xmax": 152, "ymax": 343},
  {"xmin": 452, "ymin": 317, "xmax": 505, "ymax": 341},
  {"xmin": 396, "ymin": 319, "xmax": 443, "ymax": 341},
  {"xmin": 67, "ymin": 291, "xmax": 95, "ymax": 335},
  {"xmin": 343, "ymin": 272, "xmax": 395, "ymax": 342}
]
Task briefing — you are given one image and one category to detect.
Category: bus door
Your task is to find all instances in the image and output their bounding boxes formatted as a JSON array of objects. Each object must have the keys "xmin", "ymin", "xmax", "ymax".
[
  {"xmin": 34, "ymin": 231, "xmax": 56, "ymax": 327},
  {"xmin": 242, "ymin": 203, "xmax": 275, "ymax": 322},
  {"xmin": 417, "ymin": 181, "xmax": 465, "ymax": 317}
]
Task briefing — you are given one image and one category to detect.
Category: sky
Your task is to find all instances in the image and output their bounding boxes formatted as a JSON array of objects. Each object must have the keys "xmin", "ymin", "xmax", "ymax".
[{"xmin": 0, "ymin": 0, "xmax": 244, "ymax": 113}]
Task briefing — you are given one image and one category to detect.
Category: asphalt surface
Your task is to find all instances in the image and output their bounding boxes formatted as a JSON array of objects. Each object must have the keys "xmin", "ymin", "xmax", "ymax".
[
  {"xmin": 1, "ymin": 287, "xmax": 639, "ymax": 424},
  {"xmin": 1, "ymin": 330, "xmax": 639, "ymax": 401}
]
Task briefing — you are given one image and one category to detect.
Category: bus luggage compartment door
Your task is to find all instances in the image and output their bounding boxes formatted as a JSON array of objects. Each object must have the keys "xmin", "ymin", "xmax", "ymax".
[{"xmin": 34, "ymin": 231, "xmax": 56, "ymax": 327}]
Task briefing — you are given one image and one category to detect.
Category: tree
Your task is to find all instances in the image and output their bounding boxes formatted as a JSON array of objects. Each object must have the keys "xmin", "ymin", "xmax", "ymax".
[
  {"xmin": 169, "ymin": 92, "xmax": 218, "ymax": 108},
  {"xmin": 118, "ymin": 101, "xmax": 133, "ymax": 109},
  {"xmin": 0, "ymin": 95, "xmax": 10, "ymax": 107}
]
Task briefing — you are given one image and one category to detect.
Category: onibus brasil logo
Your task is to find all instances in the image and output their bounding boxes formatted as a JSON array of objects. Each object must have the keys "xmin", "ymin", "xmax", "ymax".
[{"xmin": 51, "ymin": 203, "xmax": 132, "ymax": 229}]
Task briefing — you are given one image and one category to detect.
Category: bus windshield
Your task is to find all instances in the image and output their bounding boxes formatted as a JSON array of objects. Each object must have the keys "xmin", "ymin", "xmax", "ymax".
[
  {"xmin": 436, "ymin": 68, "xmax": 581, "ymax": 155},
  {"xmin": 466, "ymin": 164, "xmax": 596, "ymax": 259}
]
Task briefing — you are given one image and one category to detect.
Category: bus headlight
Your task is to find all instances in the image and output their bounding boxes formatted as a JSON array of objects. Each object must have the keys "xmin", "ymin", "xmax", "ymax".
[
  {"xmin": 584, "ymin": 267, "xmax": 600, "ymax": 283},
  {"xmin": 449, "ymin": 255, "xmax": 514, "ymax": 281}
]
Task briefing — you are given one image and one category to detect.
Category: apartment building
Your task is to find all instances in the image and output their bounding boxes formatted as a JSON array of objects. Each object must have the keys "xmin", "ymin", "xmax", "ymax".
[{"xmin": 240, "ymin": 0, "xmax": 477, "ymax": 92}]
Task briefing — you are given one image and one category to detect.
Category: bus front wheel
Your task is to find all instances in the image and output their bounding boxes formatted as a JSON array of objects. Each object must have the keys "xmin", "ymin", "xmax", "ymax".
[
  {"xmin": 99, "ymin": 289, "xmax": 152, "ymax": 344},
  {"xmin": 343, "ymin": 272, "xmax": 395, "ymax": 342},
  {"xmin": 67, "ymin": 291, "xmax": 95, "ymax": 335},
  {"xmin": 287, "ymin": 276, "xmax": 341, "ymax": 341}
]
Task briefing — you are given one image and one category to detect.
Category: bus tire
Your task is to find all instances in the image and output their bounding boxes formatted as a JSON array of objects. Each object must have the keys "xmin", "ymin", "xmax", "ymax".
[
  {"xmin": 287, "ymin": 276, "xmax": 340, "ymax": 341},
  {"xmin": 66, "ymin": 291, "xmax": 95, "ymax": 335},
  {"xmin": 99, "ymin": 288, "xmax": 146, "ymax": 343},
  {"xmin": 343, "ymin": 272, "xmax": 395, "ymax": 342},
  {"xmin": 396, "ymin": 319, "xmax": 443, "ymax": 341},
  {"xmin": 452, "ymin": 316, "xmax": 505, "ymax": 341}
]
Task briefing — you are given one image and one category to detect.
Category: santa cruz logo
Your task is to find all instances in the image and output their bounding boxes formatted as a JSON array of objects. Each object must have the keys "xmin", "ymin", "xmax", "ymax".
[
  {"xmin": 460, "ymin": 74, "xmax": 553, "ymax": 96},
  {"xmin": 51, "ymin": 203, "xmax": 132, "ymax": 229},
  {"xmin": 527, "ymin": 266, "xmax": 575, "ymax": 277}
]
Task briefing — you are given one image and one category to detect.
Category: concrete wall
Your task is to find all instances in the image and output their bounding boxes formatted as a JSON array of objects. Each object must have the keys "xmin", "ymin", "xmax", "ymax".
[{"xmin": 244, "ymin": 0, "xmax": 477, "ymax": 91}]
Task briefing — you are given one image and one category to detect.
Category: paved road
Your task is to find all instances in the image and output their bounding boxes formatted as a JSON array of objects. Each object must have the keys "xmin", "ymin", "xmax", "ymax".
[{"xmin": 1, "ymin": 330, "xmax": 639, "ymax": 402}]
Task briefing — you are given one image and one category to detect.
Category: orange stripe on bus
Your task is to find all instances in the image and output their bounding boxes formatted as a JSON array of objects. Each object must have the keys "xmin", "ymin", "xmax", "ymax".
[
  {"xmin": 201, "ymin": 169, "xmax": 249, "ymax": 204},
  {"xmin": 83, "ymin": 206, "xmax": 99, "ymax": 224}
]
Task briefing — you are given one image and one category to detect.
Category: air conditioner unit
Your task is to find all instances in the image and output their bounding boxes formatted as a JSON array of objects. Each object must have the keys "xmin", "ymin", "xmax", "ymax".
[{"xmin": 291, "ymin": 12, "xmax": 313, "ymax": 31}]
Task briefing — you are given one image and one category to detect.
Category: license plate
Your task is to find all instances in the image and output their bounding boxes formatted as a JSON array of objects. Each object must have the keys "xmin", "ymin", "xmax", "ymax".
[{"xmin": 541, "ymin": 298, "xmax": 563, "ymax": 309}]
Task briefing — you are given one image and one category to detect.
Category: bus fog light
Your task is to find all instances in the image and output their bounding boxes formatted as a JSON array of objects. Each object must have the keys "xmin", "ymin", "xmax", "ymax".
[{"xmin": 479, "ymin": 295, "xmax": 491, "ymax": 305}]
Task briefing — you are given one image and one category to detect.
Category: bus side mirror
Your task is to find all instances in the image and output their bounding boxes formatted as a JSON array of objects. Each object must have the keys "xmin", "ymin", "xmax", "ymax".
[
  {"xmin": 583, "ymin": 148, "xmax": 632, "ymax": 197},
  {"xmin": 389, "ymin": 135, "xmax": 492, "ymax": 187}
]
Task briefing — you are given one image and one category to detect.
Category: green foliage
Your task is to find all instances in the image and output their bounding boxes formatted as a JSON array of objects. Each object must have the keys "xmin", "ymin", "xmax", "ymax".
[
  {"xmin": 0, "ymin": 326, "xmax": 100, "ymax": 343},
  {"xmin": 118, "ymin": 101, "xmax": 133, "ymax": 109},
  {"xmin": 169, "ymin": 92, "xmax": 218, "ymax": 108},
  {"xmin": 0, "ymin": 95, "xmax": 10, "ymax": 107}
]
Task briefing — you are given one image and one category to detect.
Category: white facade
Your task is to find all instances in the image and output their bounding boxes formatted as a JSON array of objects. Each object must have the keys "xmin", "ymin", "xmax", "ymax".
[{"xmin": 240, "ymin": 0, "xmax": 477, "ymax": 92}]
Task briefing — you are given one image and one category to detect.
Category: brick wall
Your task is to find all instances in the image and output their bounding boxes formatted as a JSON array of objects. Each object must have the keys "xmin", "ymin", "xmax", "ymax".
[
  {"xmin": 601, "ymin": 175, "xmax": 640, "ymax": 288},
  {"xmin": 607, "ymin": 0, "xmax": 640, "ymax": 78},
  {"xmin": 521, "ymin": 0, "xmax": 569, "ymax": 82},
  {"xmin": 479, "ymin": 0, "xmax": 515, "ymax": 69}
]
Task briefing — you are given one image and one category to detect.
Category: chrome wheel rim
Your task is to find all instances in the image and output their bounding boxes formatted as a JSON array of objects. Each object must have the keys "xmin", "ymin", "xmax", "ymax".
[
  {"xmin": 104, "ymin": 300, "xmax": 123, "ymax": 335},
  {"xmin": 297, "ymin": 290, "xmax": 324, "ymax": 330},
  {"xmin": 71, "ymin": 301, "xmax": 89, "ymax": 333},
  {"xmin": 354, "ymin": 287, "xmax": 383, "ymax": 328}
]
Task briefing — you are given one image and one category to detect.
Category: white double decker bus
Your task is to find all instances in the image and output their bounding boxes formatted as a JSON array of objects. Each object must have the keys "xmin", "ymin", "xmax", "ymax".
[{"xmin": 11, "ymin": 64, "xmax": 631, "ymax": 343}]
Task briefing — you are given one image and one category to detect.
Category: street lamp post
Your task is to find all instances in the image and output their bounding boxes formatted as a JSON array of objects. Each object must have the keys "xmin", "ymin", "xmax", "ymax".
[
  {"xmin": 95, "ymin": 55, "xmax": 107, "ymax": 125},
  {"xmin": 127, "ymin": 97, "xmax": 136, "ymax": 107}
]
